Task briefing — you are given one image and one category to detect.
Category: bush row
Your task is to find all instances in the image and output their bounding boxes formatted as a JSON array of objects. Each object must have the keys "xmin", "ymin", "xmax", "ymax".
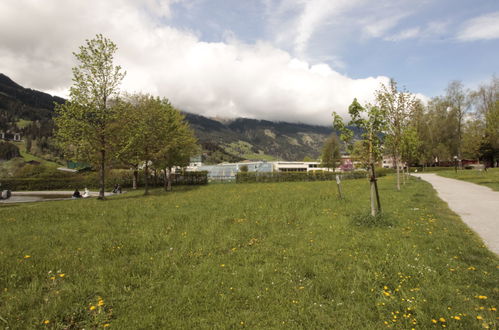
[
  {"xmin": 0, "ymin": 171, "xmax": 208, "ymax": 191},
  {"xmin": 235, "ymin": 170, "xmax": 388, "ymax": 183}
]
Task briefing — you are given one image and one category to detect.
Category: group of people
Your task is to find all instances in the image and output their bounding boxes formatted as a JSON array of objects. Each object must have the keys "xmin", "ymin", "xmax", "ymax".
[
  {"xmin": 72, "ymin": 184, "xmax": 122, "ymax": 198},
  {"xmin": 72, "ymin": 188, "xmax": 90, "ymax": 199}
]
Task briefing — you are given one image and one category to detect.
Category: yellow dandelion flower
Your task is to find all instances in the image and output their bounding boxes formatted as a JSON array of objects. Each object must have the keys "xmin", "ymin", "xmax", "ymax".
[
  {"xmin": 453, "ymin": 316, "xmax": 461, "ymax": 320},
  {"xmin": 476, "ymin": 315, "xmax": 483, "ymax": 320},
  {"xmin": 432, "ymin": 319, "xmax": 438, "ymax": 324},
  {"xmin": 50, "ymin": 276, "xmax": 56, "ymax": 280},
  {"xmin": 490, "ymin": 307, "xmax": 496, "ymax": 311},
  {"xmin": 59, "ymin": 274, "xmax": 65, "ymax": 278},
  {"xmin": 98, "ymin": 299, "xmax": 104, "ymax": 306},
  {"xmin": 43, "ymin": 320, "xmax": 50, "ymax": 324},
  {"xmin": 468, "ymin": 266, "xmax": 476, "ymax": 271},
  {"xmin": 90, "ymin": 305, "xmax": 96, "ymax": 311},
  {"xmin": 477, "ymin": 295, "xmax": 488, "ymax": 300},
  {"xmin": 103, "ymin": 324, "xmax": 110, "ymax": 328},
  {"xmin": 439, "ymin": 317, "xmax": 446, "ymax": 322},
  {"xmin": 24, "ymin": 255, "xmax": 31, "ymax": 259},
  {"xmin": 383, "ymin": 291, "xmax": 391, "ymax": 296}
]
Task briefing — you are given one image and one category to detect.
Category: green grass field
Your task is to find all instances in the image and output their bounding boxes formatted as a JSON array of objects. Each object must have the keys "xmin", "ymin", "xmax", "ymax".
[
  {"xmin": 1, "ymin": 177, "xmax": 497, "ymax": 329},
  {"xmin": 436, "ymin": 168, "xmax": 499, "ymax": 191}
]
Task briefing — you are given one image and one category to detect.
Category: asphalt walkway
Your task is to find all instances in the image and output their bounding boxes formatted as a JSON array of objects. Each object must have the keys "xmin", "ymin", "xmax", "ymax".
[{"xmin": 412, "ymin": 173, "xmax": 499, "ymax": 254}]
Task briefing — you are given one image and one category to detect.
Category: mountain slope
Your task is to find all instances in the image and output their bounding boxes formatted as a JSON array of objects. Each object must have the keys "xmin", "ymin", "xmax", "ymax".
[{"xmin": 0, "ymin": 73, "xmax": 335, "ymax": 162}]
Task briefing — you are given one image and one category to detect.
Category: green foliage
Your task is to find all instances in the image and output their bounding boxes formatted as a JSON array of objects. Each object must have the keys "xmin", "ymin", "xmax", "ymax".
[
  {"xmin": 236, "ymin": 171, "xmax": 369, "ymax": 183},
  {"xmin": 351, "ymin": 211, "xmax": 395, "ymax": 228},
  {"xmin": 0, "ymin": 178, "xmax": 497, "ymax": 328},
  {"xmin": 0, "ymin": 171, "xmax": 207, "ymax": 191},
  {"xmin": 239, "ymin": 165, "xmax": 248, "ymax": 172},
  {"xmin": 0, "ymin": 141, "xmax": 20, "ymax": 160},
  {"xmin": 320, "ymin": 134, "xmax": 341, "ymax": 170},
  {"xmin": 54, "ymin": 34, "xmax": 125, "ymax": 198}
]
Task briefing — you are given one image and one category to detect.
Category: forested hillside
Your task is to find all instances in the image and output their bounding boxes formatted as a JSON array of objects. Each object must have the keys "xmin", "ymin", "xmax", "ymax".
[{"xmin": 0, "ymin": 73, "xmax": 335, "ymax": 163}]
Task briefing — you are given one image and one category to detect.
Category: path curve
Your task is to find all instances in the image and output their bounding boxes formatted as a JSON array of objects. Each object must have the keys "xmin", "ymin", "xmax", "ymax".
[{"xmin": 412, "ymin": 173, "xmax": 499, "ymax": 254}]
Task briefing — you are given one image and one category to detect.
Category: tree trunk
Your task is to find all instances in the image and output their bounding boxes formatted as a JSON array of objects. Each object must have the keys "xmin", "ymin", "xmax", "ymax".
[
  {"xmin": 395, "ymin": 154, "xmax": 400, "ymax": 191},
  {"xmin": 368, "ymin": 131, "xmax": 379, "ymax": 216},
  {"xmin": 144, "ymin": 161, "xmax": 149, "ymax": 195},
  {"xmin": 98, "ymin": 147, "xmax": 106, "ymax": 200},
  {"xmin": 132, "ymin": 166, "xmax": 138, "ymax": 190},
  {"xmin": 370, "ymin": 171, "xmax": 376, "ymax": 216},
  {"xmin": 167, "ymin": 166, "xmax": 172, "ymax": 192},
  {"xmin": 163, "ymin": 167, "xmax": 168, "ymax": 191},
  {"xmin": 402, "ymin": 161, "xmax": 406, "ymax": 185}
]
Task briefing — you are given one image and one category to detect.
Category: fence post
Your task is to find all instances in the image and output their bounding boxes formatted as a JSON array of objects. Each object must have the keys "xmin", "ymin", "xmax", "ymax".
[{"xmin": 336, "ymin": 175, "xmax": 343, "ymax": 199}]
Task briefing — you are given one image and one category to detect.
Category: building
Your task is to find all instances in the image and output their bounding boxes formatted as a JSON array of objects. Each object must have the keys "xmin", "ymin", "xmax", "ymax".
[
  {"xmin": 192, "ymin": 160, "xmax": 342, "ymax": 181},
  {"xmin": 0, "ymin": 131, "xmax": 21, "ymax": 142}
]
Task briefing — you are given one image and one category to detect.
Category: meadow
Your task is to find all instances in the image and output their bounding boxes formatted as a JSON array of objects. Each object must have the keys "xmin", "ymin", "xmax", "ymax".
[
  {"xmin": 0, "ymin": 176, "xmax": 497, "ymax": 329},
  {"xmin": 435, "ymin": 168, "xmax": 499, "ymax": 191}
]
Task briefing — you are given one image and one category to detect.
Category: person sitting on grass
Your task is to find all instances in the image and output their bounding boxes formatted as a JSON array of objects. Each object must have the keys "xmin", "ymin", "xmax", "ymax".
[
  {"xmin": 82, "ymin": 188, "xmax": 90, "ymax": 198},
  {"xmin": 72, "ymin": 188, "xmax": 82, "ymax": 198}
]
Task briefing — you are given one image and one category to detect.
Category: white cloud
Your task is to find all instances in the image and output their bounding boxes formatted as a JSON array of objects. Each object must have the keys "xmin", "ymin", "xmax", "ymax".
[
  {"xmin": 384, "ymin": 27, "xmax": 421, "ymax": 41},
  {"xmin": 0, "ymin": 0, "xmax": 391, "ymax": 125},
  {"xmin": 457, "ymin": 11, "xmax": 499, "ymax": 41},
  {"xmin": 362, "ymin": 14, "xmax": 409, "ymax": 38}
]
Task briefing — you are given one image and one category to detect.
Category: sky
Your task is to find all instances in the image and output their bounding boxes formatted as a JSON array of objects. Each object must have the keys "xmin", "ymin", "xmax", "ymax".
[{"xmin": 0, "ymin": 0, "xmax": 498, "ymax": 125}]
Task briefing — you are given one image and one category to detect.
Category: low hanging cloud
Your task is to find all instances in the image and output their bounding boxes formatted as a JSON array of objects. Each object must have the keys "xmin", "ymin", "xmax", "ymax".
[{"xmin": 0, "ymin": 0, "xmax": 390, "ymax": 125}]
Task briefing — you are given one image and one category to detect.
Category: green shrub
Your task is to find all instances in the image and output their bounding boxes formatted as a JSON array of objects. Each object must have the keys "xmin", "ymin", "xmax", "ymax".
[
  {"xmin": 350, "ymin": 211, "xmax": 396, "ymax": 228},
  {"xmin": 0, "ymin": 141, "xmax": 20, "ymax": 160},
  {"xmin": 0, "ymin": 170, "xmax": 208, "ymax": 191},
  {"xmin": 235, "ymin": 171, "xmax": 374, "ymax": 183}
]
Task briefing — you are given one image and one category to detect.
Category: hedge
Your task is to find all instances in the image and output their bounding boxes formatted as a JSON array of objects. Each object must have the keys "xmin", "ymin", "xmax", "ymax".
[
  {"xmin": 235, "ymin": 170, "xmax": 388, "ymax": 184},
  {"xmin": 0, "ymin": 171, "xmax": 208, "ymax": 191}
]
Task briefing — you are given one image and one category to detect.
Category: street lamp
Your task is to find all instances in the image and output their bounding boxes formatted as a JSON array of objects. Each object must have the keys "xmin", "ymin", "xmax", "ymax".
[{"xmin": 453, "ymin": 155, "xmax": 458, "ymax": 173}]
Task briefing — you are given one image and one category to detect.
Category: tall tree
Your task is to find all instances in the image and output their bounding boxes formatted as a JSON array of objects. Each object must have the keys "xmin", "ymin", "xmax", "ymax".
[
  {"xmin": 154, "ymin": 105, "xmax": 199, "ymax": 192},
  {"xmin": 115, "ymin": 94, "xmax": 173, "ymax": 195},
  {"xmin": 445, "ymin": 81, "xmax": 470, "ymax": 159},
  {"xmin": 376, "ymin": 79, "xmax": 416, "ymax": 190},
  {"xmin": 320, "ymin": 134, "xmax": 341, "ymax": 172},
  {"xmin": 55, "ymin": 34, "xmax": 125, "ymax": 199}
]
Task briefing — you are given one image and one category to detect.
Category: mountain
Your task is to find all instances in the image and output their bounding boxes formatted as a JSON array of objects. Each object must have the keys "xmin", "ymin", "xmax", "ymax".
[
  {"xmin": 184, "ymin": 113, "xmax": 334, "ymax": 162},
  {"xmin": 0, "ymin": 73, "xmax": 64, "ymax": 123},
  {"xmin": 0, "ymin": 73, "xmax": 336, "ymax": 162}
]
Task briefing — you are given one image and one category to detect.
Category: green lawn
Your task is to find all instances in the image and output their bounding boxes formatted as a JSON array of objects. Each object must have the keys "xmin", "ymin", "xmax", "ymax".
[
  {"xmin": 0, "ymin": 177, "xmax": 497, "ymax": 329},
  {"xmin": 436, "ymin": 168, "xmax": 499, "ymax": 191},
  {"xmin": 12, "ymin": 141, "xmax": 61, "ymax": 168}
]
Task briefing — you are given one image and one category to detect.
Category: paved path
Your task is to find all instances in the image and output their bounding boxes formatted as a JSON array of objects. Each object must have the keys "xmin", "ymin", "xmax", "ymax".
[{"xmin": 413, "ymin": 173, "xmax": 499, "ymax": 254}]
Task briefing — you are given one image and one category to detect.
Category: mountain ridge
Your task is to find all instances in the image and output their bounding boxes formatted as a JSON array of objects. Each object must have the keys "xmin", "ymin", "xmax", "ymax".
[{"xmin": 0, "ymin": 73, "xmax": 335, "ymax": 162}]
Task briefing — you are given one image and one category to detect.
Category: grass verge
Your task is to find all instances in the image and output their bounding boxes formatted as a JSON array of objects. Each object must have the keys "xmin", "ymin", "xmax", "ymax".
[
  {"xmin": 436, "ymin": 168, "xmax": 499, "ymax": 191},
  {"xmin": 0, "ymin": 176, "xmax": 497, "ymax": 328}
]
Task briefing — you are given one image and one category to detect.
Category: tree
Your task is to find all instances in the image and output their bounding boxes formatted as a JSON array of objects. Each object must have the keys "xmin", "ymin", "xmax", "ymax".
[
  {"xmin": 400, "ymin": 126, "xmax": 421, "ymax": 181},
  {"xmin": 445, "ymin": 81, "xmax": 470, "ymax": 159},
  {"xmin": 154, "ymin": 107, "xmax": 199, "ymax": 192},
  {"xmin": 333, "ymin": 98, "xmax": 386, "ymax": 216},
  {"xmin": 55, "ymin": 34, "xmax": 125, "ymax": 199},
  {"xmin": 115, "ymin": 94, "xmax": 175, "ymax": 195},
  {"xmin": 462, "ymin": 119, "xmax": 484, "ymax": 161},
  {"xmin": 320, "ymin": 134, "xmax": 341, "ymax": 171},
  {"xmin": 376, "ymin": 79, "xmax": 416, "ymax": 190}
]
